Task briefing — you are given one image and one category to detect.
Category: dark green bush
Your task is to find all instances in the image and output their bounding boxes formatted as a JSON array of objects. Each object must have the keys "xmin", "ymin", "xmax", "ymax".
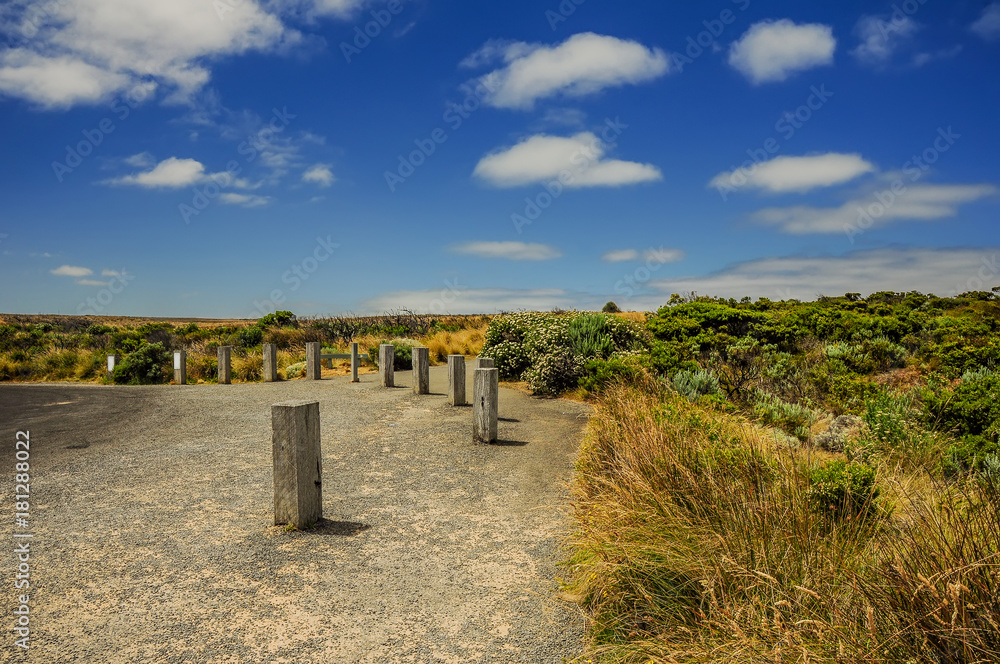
[
  {"xmin": 237, "ymin": 325, "xmax": 264, "ymax": 348},
  {"xmin": 808, "ymin": 460, "xmax": 880, "ymax": 517},
  {"xmin": 367, "ymin": 341, "xmax": 413, "ymax": 370},
  {"xmin": 85, "ymin": 324, "xmax": 114, "ymax": 336},
  {"xmin": 602, "ymin": 301, "xmax": 621, "ymax": 313},
  {"xmin": 579, "ymin": 357, "xmax": 642, "ymax": 394},
  {"xmin": 112, "ymin": 342, "xmax": 170, "ymax": 385}
]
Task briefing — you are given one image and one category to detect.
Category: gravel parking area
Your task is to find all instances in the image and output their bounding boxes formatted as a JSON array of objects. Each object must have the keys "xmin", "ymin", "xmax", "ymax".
[{"xmin": 0, "ymin": 365, "xmax": 590, "ymax": 663}]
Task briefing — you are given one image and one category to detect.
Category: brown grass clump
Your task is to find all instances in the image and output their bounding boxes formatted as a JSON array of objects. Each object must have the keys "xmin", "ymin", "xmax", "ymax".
[
  {"xmin": 567, "ymin": 380, "xmax": 1000, "ymax": 663},
  {"xmin": 423, "ymin": 327, "xmax": 486, "ymax": 363}
]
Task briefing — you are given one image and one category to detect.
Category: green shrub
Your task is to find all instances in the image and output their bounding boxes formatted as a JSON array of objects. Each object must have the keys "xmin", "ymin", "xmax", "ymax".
[
  {"xmin": 482, "ymin": 340, "xmax": 529, "ymax": 380},
  {"xmin": 922, "ymin": 371, "xmax": 1000, "ymax": 442},
  {"xmin": 672, "ymin": 369, "xmax": 720, "ymax": 401},
  {"xmin": 579, "ymin": 357, "xmax": 643, "ymax": 395},
  {"xmin": 367, "ymin": 340, "xmax": 414, "ymax": 370},
  {"xmin": 751, "ymin": 390, "xmax": 817, "ymax": 440},
  {"xmin": 602, "ymin": 301, "xmax": 621, "ymax": 313},
  {"xmin": 284, "ymin": 362, "xmax": 306, "ymax": 379},
  {"xmin": 808, "ymin": 460, "xmax": 879, "ymax": 517},
  {"xmin": 942, "ymin": 435, "xmax": 1000, "ymax": 477},
  {"xmin": 85, "ymin": 324, "xmax": 114, "ymax": 336},
  {"xmin": 112, "ymin": 342, "xmax": 170, "ymax": 385},
  {"xmin": 567, "ymin": 313, "xmax": 615, "ymax": 360},
  {"xmin": 237, "ymin": 325, "xmax": 264, "ymax": 348}
]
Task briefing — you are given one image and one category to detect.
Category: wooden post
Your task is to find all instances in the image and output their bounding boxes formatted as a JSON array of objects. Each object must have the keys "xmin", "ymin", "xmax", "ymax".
[
  {"xmin": 478, "ymin": 357, "xmax": 495, "ymax": 369},
  {"xmin": 173, "ymin": 350, "xmax": 187, "ymax": 385},
  {"xmin": 271, "ymin": 400, "xmax": 322, "ymax": 529},
  {"xmin": 412, "ymin": 347, "xmax": 429, "ymax": 394},
  {"xmin": 106, "ymin": 354, "xmax": 117, "ymax": 380},
  {"xmin": 448, "ymin": 355, "xmax": 466, "ymax": 406},
  {"xmin": 306, "ymin": 342, "xmax": 322, "ymax": 380},
  {"xmin": 351, "ymin": 342, "xmax": 359, "ymax": 383},
  {"xmin": 379, "ymin": 344, "xmax": 394, "ymax": 387},
  {"xmin": 473, "ymin": 368, "xmax": 499, "ymax": 443},
  {"xmin": 218, "ymin": 346, "xmax": 232, "ymax": 385},
  {"xmin": 263, "ymin": 343, "xmax": 278, "ymax": 382}
]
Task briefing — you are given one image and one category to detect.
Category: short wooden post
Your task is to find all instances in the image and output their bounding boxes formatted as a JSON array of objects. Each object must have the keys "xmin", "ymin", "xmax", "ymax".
[
  {"xmin": 106, "ymin": 354, "xmax": 117, "ymax": 380},
  {"xmin": 263, "ymin": 343, "xmax": 278, "ymax": 382},
  {"xmin": 173, "ymin": 350, "xmax": 187, "ymax": 385},
  {"xmin": 306, "ymin": 342, "xmax": 322, "ymax": 380},
  {"xmin": 379, "ymin": 344, "xmax": 394, "ymax": 387},
  {"xmin": 351, "ymin": 342, "xmax": 359, "ymax": 383},
  {"xmin": 473, "ymin": 368, "xmax": 499, "ymax": 443},
  {"xmin": 478, "ymin": 357, "xmax": 495, "ymax": 369},
  {"xmin": 412, "ymin": 347, "xmax": 429, "ymax": 394},
  {"xmin": 218, "ymin": 346, "xmax": 232, "ymax": 384},
  {"xmin": 448, "ymin": 355, "xmax": 466, "ymax": 406},
  {"xmin": 271, "ymin": 400, "xmax": 322, "ymax": 529}
]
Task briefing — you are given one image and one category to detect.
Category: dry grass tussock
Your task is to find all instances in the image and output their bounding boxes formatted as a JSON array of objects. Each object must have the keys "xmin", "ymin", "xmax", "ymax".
[{"xmin": 567, "ymin": 379, "xmax": 1000, "ymax": 663}]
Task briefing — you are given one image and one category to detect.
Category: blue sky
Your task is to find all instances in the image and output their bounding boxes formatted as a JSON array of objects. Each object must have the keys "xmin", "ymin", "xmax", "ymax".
[{"xmin": 0, "ymin": 0, "xmax": 998, "ymax": 318}]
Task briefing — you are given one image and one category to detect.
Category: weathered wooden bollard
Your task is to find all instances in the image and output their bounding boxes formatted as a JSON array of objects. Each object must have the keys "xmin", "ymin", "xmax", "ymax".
[
  {"xmin": 271, "ymin": 400, "xmax": 322, "ymax": 529},
  {"xmin": 379, "ymin": 344, "xmax": 394, "ymax": 387},
  {"xmin": 218, "ymin": 346, "xmax": 232, "ymax": 385},
  {"xmin": 106, "ymin": 354, "xmax": 117, "ymax": 380},
  {"xmin": 263, "ymin": 343, "xmax": 278, "ymax": 382},
  {"xmin": 478, "ymin": 357, "xmax": 495, "ymax": 369},
  {"xmin": 306, "ymin": 342, "xmax": 322, "ymax": 380},
  {"xmin": 173, "ymin": 350, "xmax": 187, "ymax": 385},
  {"xmin": 473, "ymin": 367, "xmax": 499, "ymax": 443},
  {"xmin": 448, "ymin": 355, "xmax": 466, "ymax": 406},
  {"xmin": 351, "ymin": 342, "xmax": 359, "ymax": 383},
  {"xmin": 412, "ymin": 347, "xmax": 429, "ymax": 394}
]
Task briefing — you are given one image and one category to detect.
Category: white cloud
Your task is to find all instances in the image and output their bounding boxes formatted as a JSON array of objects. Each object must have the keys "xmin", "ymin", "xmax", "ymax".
[
  {"xmin": 51, "ymin": 265, "xmax": 92, "ymax": 277},
  {"xmin": 466, "ymin": 33, "xmax": 669, "ymax": 110},
  {"xmin": 753, "ymin": 183, "xmax": 997, "ymax": 234},
  {"xmin": 451, "ymin": 241, "xmax": 562, "ymax": 261},
  {"xmin": 108, "ymin": 157, "xmax": 205, "ymax": 188},
  {"xmin": 646, "ymin": 247, "xmax": 1000, "ymax": 302},
  {"xmin": 473, "ymin": 132, "xmax": 662, "ymax": 188},
  {"xmin": 76, "ymin": 278, "xmax": 109, "ymax": 286},
  {"xmin": 602, "ymin": 249, "xmax": 639, "ymax": 262},
  {"xmin": 219, "ymin": 193, "xmax": 270, "ymax": 207},
  {"xmin": 302, "ymin": 164, "xmax": 335, "ymax": 187},
  {"xmin": 0, "ymin": 0, "xmax": 296, "ymax": 108},
  {"xmin": 728, "ymin": 20, "xmax": 836, "ymax": 84},
  {"xmin": 643, "ymin": 248, "xmax": 685, "ymax": 264},
  {"xmin": 711, "ymin": 153, "xmax": 876, "ymax": 194},
  {"xmin": 971, "ymin": 3, "xmax": 1000, "ymax": 40},
  {"xmin": 603, "ymin": 248, "xmax": 685, "ymax": 263},
  {"xmin": 851, "ymin": 15, "xmax": 918, "ymax": 66},
  {"xmin": 124, "ymin": 152, "xmax": 155, "ymax": 168},
  {"xmin": 361, "ymin": 288, "xmax": 577, "ymax": 315}
]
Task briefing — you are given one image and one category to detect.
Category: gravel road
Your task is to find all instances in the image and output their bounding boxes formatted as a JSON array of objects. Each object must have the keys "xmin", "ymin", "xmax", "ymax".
[{"xmin": 0, "ymin": 364, "xmax": 590, "ymax": 663}]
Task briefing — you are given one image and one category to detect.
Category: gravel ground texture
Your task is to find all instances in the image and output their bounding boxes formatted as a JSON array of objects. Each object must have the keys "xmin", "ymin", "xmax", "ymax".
[{"xmin": 0, "ymin": 363, "xmax": 590, "ymax": 663}]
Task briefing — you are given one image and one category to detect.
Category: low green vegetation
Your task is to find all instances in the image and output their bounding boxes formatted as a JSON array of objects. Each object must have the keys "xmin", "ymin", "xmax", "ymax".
[
  {"xmin": 478, "ymin": 290, "xmax": 1000, "ymax": 661},
  {"xmin": 0, "ymin": 311, "xmax": 490, "ymax": 384}
]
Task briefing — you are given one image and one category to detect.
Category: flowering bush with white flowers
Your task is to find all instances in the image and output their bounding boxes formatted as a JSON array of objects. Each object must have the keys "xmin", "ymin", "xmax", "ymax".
[{"xmin": 480, "ymin": 311, "xmax": 646, "ymax": 395}]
